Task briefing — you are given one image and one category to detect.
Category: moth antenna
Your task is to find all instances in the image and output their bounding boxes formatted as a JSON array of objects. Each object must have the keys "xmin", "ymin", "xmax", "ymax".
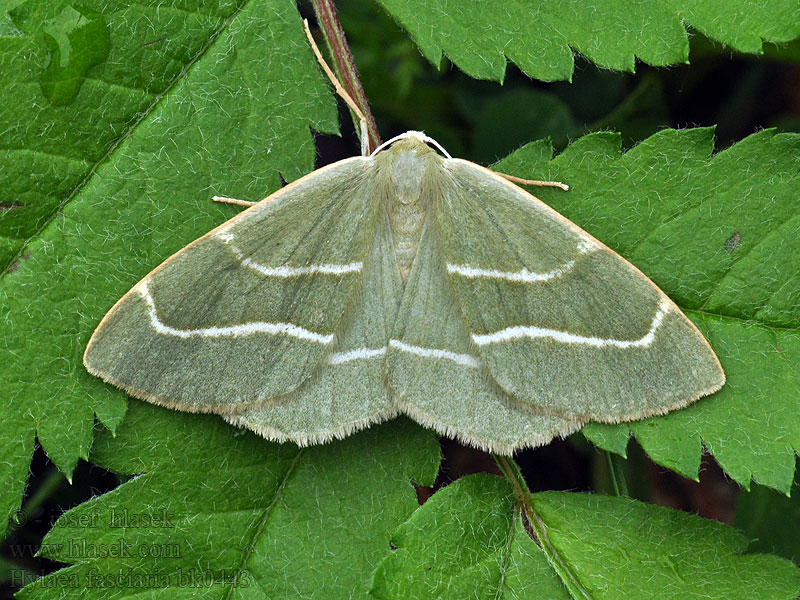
[
  {"xmin": 303, "ymin": 19, "xmax": 369, "ymax": 156},
  {"xmin": 495, "ymin": 172, "xmax": 570, "ymax": 191},
  {"xmin": 370, "ymin": 131, "xmax": 453, "ymax": 159},
  {"xmin": 212, "ymin": 196, "xmax": 257, "ymax": 207},
  {"xmin": 358, "ymin": 119, "xmax": 369, "ymax": 156}
]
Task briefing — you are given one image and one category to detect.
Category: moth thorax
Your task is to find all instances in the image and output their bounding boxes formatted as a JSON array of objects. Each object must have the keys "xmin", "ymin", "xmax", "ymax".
[
  {"xmin": 386, "ymin": 149, "xmax": 432, "ymax": 284},
  {"xmin": 391, "ymin": 203, "xmax": 426, "ymax": 283}
]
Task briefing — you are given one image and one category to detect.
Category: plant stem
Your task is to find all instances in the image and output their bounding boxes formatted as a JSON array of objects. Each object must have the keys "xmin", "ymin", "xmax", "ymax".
[
  {"xmin": 493, "ymin": 453, "xmax": 531, "ymax": 501},
  {"xmin": 492, "ymin": 453, "xmax": 591, "ymax": 599},
  {"xmin": 311, "ymin": 0, "xmax": 381, "ymax": 152},
  {"xmin": 605, "ymin": 451, "xmax": 629, "ymax": 497}
]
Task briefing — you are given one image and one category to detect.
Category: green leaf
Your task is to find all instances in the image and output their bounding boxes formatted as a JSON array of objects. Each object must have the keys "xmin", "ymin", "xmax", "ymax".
[
  {"xmin": 0, "ymin": 406, "xmax": 35, "ymax": 541},
  {"xmin": 17, "ymin": 403, "xmax": 440, "ymax": 599},
  {"xmin": 373, "ymin": 0, "xmax": 800, "ymax": 81},
  {"xmin": 372, "ymin": 473, "xmax": 800, "ymax": 599},
  {"xmin": 736, "ymin": 470, "xmax": 800, "ymax": 563},
  {"xmin": 0, "ymin": 0, "xmax": 337, "ymax": 521},
  {"xmin": 371, "ymin": 474, "xmax": 571, "ymax": 599},
  {"xmin": 496, "ymin": 127, "xmax": 800, "ymax": 492},
  {"xmin": 581, "ymin": 422, "xmax": 631, "ymax": 458}
]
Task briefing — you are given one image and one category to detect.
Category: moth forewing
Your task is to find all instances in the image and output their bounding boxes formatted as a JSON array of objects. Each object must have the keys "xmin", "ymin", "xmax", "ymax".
[{"xmin": 84, "ymin": 156, "xmax": 380, "ymax": 414}]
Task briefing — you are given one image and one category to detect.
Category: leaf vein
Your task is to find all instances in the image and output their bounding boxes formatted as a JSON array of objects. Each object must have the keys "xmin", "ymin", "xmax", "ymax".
[{"xmin": 222, "ymin": 447, "xmax": 304, "ymax": 600}]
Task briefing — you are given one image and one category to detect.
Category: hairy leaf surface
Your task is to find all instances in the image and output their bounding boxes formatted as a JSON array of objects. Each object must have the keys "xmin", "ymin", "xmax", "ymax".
[
  {"xmin": 375, "ymin": 0, "xmax": 800, "ymax": 81},
  {"xmin": 372, "ymin": 474, "xmax": 800, "ymax": 599},
  {"xmin": 18, "ymin": 404, "xmax": 439, "ymax": 600}
]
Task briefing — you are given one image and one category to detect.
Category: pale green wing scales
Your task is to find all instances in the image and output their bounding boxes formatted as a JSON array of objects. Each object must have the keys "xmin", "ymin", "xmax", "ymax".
[
  {"xmin": 436, "ymin": 159, "xmax": 725, "ymax": 422},
  {"xmin": 84, "ymin": 130, "xmax": 726, "ymax": 453},
  {"xmin": 387, "ymin": 217, "xmax": 582, "ymax": 453},
  {"xmin": 225, "ymin": 211, "xmax": 403, "ymax": 444},
  {"xmin": 84, "ymin": 157, "xmax": 378, "ymax": 413}
]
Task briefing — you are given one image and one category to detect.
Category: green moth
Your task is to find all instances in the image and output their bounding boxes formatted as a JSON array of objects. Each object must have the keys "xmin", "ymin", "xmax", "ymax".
[{"xmin": 84, "ymin": 131, "xmax": 725, "ymax": 453}]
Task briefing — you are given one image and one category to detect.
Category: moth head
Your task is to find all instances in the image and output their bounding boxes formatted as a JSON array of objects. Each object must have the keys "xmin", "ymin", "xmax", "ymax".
[{"xmin": 374, "ymin": 132, "xmax": 446, "ymax": 206}]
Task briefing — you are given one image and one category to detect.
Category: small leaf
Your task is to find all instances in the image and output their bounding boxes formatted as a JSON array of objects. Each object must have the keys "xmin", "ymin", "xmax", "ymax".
[
  {"xmin": 371, "ymin": 474, "xmax": 570, "ymax": 599},
  {"xmin": 582, "ymin": 423, "xmax": 630, "ymax": 458}
]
